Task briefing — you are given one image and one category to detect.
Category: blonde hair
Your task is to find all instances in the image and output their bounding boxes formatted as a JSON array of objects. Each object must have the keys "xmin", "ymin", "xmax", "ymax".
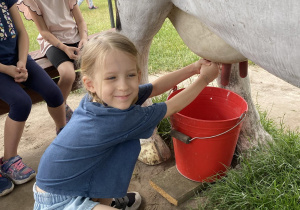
[{"xmin": 78, "ymin": 31, "xmax": 140, "ymax": 103}]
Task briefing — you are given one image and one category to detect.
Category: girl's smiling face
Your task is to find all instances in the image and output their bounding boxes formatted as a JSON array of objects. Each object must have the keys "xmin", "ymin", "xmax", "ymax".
[{"xmin": 89, "ymin": 49, "xmax": 140, "ymax": 110}]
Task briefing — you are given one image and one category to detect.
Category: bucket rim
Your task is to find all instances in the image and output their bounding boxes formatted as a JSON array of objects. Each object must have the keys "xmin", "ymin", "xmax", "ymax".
[
  {"xmin": 171, "ymin": 111, "xmax": 247, "ymax": 124},
  {"xmin": 168, "ymin": 86, "xmax": 248, "ymax": 123}
]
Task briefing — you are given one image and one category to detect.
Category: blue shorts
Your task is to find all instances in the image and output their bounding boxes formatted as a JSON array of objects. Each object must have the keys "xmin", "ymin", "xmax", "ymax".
[{"xmin": 33, "ymin": 183, "xmax": 99, "ymax": 210}]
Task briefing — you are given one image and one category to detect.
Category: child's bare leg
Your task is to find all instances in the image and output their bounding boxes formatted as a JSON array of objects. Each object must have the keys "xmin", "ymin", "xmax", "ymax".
[
  {"xmin": 3, "ymin": 117, "xmax": 25, "ymax": 160},
  {"xmin": 92, "ymin": 204, "xmax": 115, "ymax": 210},
  {"xmin": 86, "ymin": 0, "xmax": 90, "ymax": 7},
  {"xmin": 57, "ymin": 61, "xmax": 76, "ymax": 102},
  {"xmin": 92, "ymin": 198, "xmax": 113, "ymax": 206},
  {"xmin": 47, "ymin": 103, "xmax": 66, "ymax": 130},
  {"xmin": 91, "ymin": 198, "xmax": 114, "ymax": 210},
  {"xmin": 2, "ymin": 116, "xmax": 35, "ymax": 185}
]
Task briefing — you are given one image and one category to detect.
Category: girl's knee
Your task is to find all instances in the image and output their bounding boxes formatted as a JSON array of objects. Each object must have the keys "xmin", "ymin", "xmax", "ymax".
[
  {"xmin": 8, "ymin": 94, "xmax": 32, "ymax": 121},
  {"xmin": 43, "ymin": 86, "xmax": 64, "ymax": 108},
  {"xmin": 58, "ymin": 62, "xmax": 76, "ymax": 75},
  {"xmin": 58, "ymin": 67, "xmax": 76, "ymax": 85}
]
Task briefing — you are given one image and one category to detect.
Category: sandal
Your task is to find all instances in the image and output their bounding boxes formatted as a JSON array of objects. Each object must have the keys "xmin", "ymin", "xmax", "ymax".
[{"xmin": 111, "ymin": 191, "xmax": 141, "ymax": 210}]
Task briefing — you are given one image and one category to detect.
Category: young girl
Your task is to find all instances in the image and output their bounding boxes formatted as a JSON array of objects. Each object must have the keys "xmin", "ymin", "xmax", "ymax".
[
  {"xmin": 32, "ymin": 31, "xmax": 219, "ymax": 209},
  {"xmin": 0, "ymin": 0, "xmax": 66, "ymax": 196},
  {"xmin": 17, "ymin": 0, "xmax": 88, "ymax": 122}
]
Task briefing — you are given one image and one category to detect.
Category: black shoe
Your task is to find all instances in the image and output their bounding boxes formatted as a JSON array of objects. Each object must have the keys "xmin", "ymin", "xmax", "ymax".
[
  {"xmin": 89, "ymin": 5, "xmax": 98, "ymax": 9},
  {"xmin": 111, "ymin": 192, "xmax": 141, "ymax": 210}
]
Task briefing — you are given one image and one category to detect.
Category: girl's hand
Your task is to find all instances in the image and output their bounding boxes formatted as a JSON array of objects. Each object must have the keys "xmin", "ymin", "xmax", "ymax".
[
  {"xmin": 15, "ymin": 67, "xmax": 28, "ymax": 83},
  {"xmin": 7, "ymin": 65, "xmax": 28, "ymax": 83},
  {"xmin": 64, "ymin": 45, "xmax": 80, "ymax": 60},
  {"xmin": 16, "ymin": 60, "xmax": 26, "ymax": 70},
  {"xmin": 199, "ymin": 61, "xmax": 219, "ymax": 84},
  {"xmin": 193, "ymin": 59, "xmax": 212, "ymax": 74},
  {"xmin": 78, "ymin": 39, "xmax": 87, "ymax": 52},
  {"xmin": 16, "ymin": 61, "xmax": 28, "ymax": 82}
]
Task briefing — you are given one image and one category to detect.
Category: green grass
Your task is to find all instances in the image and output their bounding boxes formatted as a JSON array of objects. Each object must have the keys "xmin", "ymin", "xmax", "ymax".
[
  {"xmin": 194, "ymin": 109, "xmax": 300, "ymax": 210},
  {"xmin": 148, "ymin": 19, "xmax": 199, "ymax": 73}
]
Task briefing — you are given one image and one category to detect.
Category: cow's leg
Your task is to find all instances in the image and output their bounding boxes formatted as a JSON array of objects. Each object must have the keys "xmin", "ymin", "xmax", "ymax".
[
  {"xmin": 218, "ymin": 63, "xmax": 272, "ymax": 154},
  {"xmin": 116, "ymin": 0, "xmax": 173, "ymax": 165}
]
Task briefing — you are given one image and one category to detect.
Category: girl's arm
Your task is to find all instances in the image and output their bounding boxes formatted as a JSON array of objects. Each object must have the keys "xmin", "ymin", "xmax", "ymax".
[
  {"xmin": 72, "ymin": 4, "xmax": 88, "ymax": 50},
  {"xmin": 163, "ymin": 62, "xmax": 219, "ymax": 118},
  {"xmin": 149, "ymin": 59, "xmax": 210, "ymax": 98},
  {"xmin": 0, "ymin": 4, "xmax": 28, "ymax": 83},
  {"xmin": 10, "ymin": 4, "xmax": 28, "ymax": 68},
  {"xmin": 28, "ymin": 9, "xmax": 79, "ymax": 60}
]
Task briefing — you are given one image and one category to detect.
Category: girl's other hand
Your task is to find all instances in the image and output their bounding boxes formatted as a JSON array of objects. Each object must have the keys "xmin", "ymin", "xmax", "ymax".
[
  {"xmin": 193, "ymin": 59, "xmax": 212, "ymax": 74},
  {"xmin": 199, "ymin": 61, "xmax": 219, "ymax": 84},
  {"xmin": 78, "ymin": 39, "xmax": 87, "ymax": 52},
  {"xmin": 15, "ymin": 67, "xmax": 28, "ymax": 83},
  {"xmin": 64, "ymin": 46, "xmax": 80, "ymax": 60},
  {"xmin": 16, "ymin": 60, "xmax": 26, "ymax": 70},
  {"xmin": 15, "ymin": 61, "xmax": 28, "ymax": 82},
  {"xmin": 8, "ymin": 65, "xmax": 28, "ymax": 83}
]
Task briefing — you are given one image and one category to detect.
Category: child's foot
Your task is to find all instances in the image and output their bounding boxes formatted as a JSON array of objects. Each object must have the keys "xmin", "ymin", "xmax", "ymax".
[
  {"xmin": 111, "ymin": 192, "xmax": 142, "ymax": 210},
  {"xmin": 0, "ymin": 156, "xmax": 36, "ymax": 185},
  {"xmin": 89, "ymin": 5, "xmax": 98, "ymax": 9},
  {"xmin": 0, "ymin": 172, "xmax": 14, "ymax": 197},
  {"xmin": 65, "ymin": 104, "xmax": 73, "ymax": 123}
]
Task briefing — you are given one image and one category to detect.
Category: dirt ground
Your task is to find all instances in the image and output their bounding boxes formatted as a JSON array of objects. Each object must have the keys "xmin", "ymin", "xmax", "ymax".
[{"xmin": 0, "ymin": 65, "xmax": 299, "ymax": 210}]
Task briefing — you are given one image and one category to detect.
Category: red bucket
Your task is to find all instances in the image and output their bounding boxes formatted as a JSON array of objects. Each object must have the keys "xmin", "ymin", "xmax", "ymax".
[{"xmin": 168, "ymin": 86, "xmax": 248, "ymax": 182}]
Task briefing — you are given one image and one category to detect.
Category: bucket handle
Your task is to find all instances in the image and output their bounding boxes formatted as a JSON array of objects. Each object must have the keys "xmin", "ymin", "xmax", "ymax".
[{"xmin": 170, "ymin": 112, "xmax": 247, "ymax": 144}]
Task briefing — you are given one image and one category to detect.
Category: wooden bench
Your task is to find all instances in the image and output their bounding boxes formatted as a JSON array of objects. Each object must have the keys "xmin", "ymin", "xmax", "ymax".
[{"xmin": 0, "ymin": 33, "xmax": 100, "ymax": 115}]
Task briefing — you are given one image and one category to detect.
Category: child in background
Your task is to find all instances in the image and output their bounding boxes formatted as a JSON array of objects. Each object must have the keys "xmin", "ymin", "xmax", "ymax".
[
  {"xmin": 17, "ymin": 0, "xmax": 88, "ymax": 122},
  {"xmin": 78, "ymin": 0, "xmax": 98, "ymax": 9},
  {"xmin": 0, "ymin": 0, "xmax": 65, "ymax": 196},
  {"xmin": 32, "ymin": 31, "xmax": 219, "ymax": 209}
]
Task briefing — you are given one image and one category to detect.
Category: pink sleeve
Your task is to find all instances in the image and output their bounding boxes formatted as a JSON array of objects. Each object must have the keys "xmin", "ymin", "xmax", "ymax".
[
  {"xmin": 69, "ymin": 0, "xmax": 77, "ymax": 10},
  {"xmin": 17, "ymin": 0, "xmax": 41, "ymax": 21}
]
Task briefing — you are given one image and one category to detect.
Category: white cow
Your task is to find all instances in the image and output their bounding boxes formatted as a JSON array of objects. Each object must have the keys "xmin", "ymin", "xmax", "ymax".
[{"xmin": 115, "ymin": 0, "xmax": 300, "ymax": 165}]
